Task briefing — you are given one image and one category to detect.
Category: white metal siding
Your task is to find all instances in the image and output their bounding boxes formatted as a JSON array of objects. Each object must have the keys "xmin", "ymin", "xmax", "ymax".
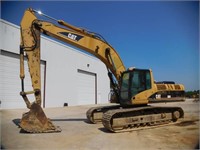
[
  {"xmin": 77, "ymin": 70, "xmax": 96, "ymax": 105},
  {"xmin": 0, "ymin": 50, "xmax": 45, "ymax": 109}
]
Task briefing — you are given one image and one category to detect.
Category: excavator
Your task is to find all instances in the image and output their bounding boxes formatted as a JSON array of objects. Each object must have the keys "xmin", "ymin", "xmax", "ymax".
[{"xmin": 19, "ymin": 8, "xmax": 185, "ymax": 133}]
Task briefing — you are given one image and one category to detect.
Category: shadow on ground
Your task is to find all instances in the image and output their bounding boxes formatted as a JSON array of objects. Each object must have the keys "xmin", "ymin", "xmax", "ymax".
[
  {"xmin": 12, "ymin": 118, "xmax": 90, "ymax": 134},
  {"xmin": 12, "ymin": 118, "xmax": 20, "ymax": 127},
  {"xmin": 51, "ymin": 118, "xmax": 87, "ymax": 122},
  {"xmin": 98, "ymin": 127, "xmax": 113, "ymax": 133},
  {"xmin": 175, "ymin": 119, "xmax": 199, "ymax": 127}
]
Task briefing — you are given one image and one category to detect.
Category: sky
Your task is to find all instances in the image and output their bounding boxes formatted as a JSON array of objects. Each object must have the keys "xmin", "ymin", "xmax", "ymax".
[{"xmin": 1, "ymin": 1, "xmax": 199, "ymax": 91}]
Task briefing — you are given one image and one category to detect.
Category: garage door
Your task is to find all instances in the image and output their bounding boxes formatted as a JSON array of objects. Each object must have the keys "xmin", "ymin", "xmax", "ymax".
[
  {"xmin": 0, "ymin": 50, "xmax": 45, "ymax": 109},
  {"xmin": 77, "ymin": 69, "xmax": 96, "ymax": 105}
]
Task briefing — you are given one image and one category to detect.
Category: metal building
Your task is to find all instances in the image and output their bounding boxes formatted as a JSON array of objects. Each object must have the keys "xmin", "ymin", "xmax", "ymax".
[{"xmin": 0, "ymin": 19, "xmax": 110, "ymax": 109}]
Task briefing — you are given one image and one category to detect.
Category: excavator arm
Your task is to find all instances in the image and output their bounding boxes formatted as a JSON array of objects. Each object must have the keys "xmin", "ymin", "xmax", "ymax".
[{"xmin": 19, "ymin": 8, "xmax": 125, "ymax": 133}]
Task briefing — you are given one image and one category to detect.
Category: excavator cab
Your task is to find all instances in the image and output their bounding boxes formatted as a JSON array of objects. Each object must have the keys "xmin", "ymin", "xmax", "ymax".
[{"xmin": 120, "ymin": 68, "xmax": 152, "ymax": 105}]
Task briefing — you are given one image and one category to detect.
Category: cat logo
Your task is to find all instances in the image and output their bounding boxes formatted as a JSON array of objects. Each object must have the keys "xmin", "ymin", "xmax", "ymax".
[
  {"xmin": 58, "ymin": 32, "xmax": 83, "ymax": 41},
  {"xmin": 68, "ymin": 33, "xmax": 77, "ymax": 41}
]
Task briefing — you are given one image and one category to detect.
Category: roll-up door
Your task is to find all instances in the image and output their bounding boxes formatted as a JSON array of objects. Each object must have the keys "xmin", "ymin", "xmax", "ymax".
[
  {"xmin": 0, "ymin": 50, "xmax": 45, "ymax": 109},
  {"xmin": 77, "ymin": 69, "xmax": 96, "ymax": 105}
]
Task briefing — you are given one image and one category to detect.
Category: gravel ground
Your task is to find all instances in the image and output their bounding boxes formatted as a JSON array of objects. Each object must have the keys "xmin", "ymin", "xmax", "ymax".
[{"xmin": 1, "ymin": 99, "xmax": 199, "ymax": 150}]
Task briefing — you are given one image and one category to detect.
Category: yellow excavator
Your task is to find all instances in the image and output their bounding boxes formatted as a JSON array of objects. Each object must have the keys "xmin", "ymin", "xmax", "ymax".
[{"xmin": 19, "ymin": 8, "xmax": 185, "ymax": 133}]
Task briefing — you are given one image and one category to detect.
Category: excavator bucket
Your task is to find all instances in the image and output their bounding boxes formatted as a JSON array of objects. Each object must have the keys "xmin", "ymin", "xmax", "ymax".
[{"xmin": 19, "ymin": 103, "xmax": 61, "ymax": 133}]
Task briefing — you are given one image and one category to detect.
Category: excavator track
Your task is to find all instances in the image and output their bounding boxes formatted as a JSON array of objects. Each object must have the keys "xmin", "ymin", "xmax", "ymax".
[
  {"xmin": 102, "ymin": 106, "xmax": 184, "ymax": 132},
  {"xmin": 86, "ymin": 105, "xmax": 120, "ymax": 123}
]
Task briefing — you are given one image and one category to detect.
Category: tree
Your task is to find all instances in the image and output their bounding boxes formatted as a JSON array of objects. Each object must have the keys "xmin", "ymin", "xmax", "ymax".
[{"xmin": 185, "ymin": 90, "xmax": 199, "ymax": 98}]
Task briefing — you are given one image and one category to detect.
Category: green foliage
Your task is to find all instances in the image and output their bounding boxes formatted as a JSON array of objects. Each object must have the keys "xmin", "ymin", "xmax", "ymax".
[{"xmin": 185, "ymin": 90, "xmax": 199, "ymax": 98}]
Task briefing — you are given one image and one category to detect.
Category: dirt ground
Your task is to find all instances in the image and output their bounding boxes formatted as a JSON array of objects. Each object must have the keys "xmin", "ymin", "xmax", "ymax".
[{"xmin": 1, "ymin": 99, "xmax": 199, "ymax": 150}]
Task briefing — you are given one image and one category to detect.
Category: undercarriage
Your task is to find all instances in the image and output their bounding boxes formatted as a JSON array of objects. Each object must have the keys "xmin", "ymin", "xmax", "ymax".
[{"xmin": 87, "ymin": 105, "xmax": 184, "ymax": 132}]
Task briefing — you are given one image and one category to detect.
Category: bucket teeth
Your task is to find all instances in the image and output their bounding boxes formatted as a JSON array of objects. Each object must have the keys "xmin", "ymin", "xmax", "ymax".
[{"xmin": 19, "ymin": 103, "xmax": 61, "ymax": 133}]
